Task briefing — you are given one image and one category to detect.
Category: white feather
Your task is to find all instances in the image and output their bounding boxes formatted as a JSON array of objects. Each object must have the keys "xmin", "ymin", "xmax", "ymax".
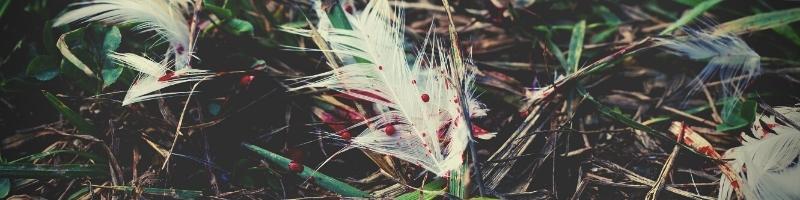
[
  {"xmin": 109, "ymin": 53, "xmax": 210, "ymax": 105},
  {"xmin": 54, "ymin": 0, "xmax": 194, "ymax": 69},
  {"xmin": 654, "ymin": 28, "xmax": 761, "ymax": 118},
  {"xmin": 719, "ymin": 106, "xmax": 800, "ymax": 200},
  {"xmin": 285, "ymin": 0, "xmax": 485, "ymax": 176}
]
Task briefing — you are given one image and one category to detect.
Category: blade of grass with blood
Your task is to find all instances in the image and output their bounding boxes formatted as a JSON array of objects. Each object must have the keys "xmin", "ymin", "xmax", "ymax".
[
  {"xmin": 668, "ymin": 121, "xmax": 744, "ymax": 199},
  {"xmin": 242, "ymin": 143, "xmax": 369, "ymax": 197},
  {"xmin": 42, "ymin": 91, "xmax": 96, "ymax": 134},
  {"xmin": 713, "ymin": 7, "xmax": 800, "ymax": 35},
  {"xmin": 90, "ymin": 185, "xmax": 203, "ymax": 200},
  {"xmin": 659, "ymin": 0, "xmax": 722, "ymax": 35},
  {"xmin": 0, "ymin": 163, "xmax": 107, "ymax": 179}
]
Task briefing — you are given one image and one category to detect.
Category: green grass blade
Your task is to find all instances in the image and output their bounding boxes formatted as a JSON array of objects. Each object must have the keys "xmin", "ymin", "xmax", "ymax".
[
  {"xmin": 42, "ymin": 91, "xmax": 96, "ymax": 134},
  {"xmin": 242, "ymin": 143, "xmax": 369, "ymax": 197},
  {"xmin": 714, "ymin": 7, "xmax": 800, "ymax": 35},
  {"xmin": 660, "ymin": 0, "xmax": 722, "ymax": 35},
  {"xmin": 448, "ymin": 162, "xmax": 468, "ymax": 198},
  {"xmin": 0, "ymin": 163, "xmax": 107, "ymax": 179},
  {"xmin": 10, "ymin": 150, "xmax": 104, "ymax": 163},
  {"xmin": 566, "ymin": 20, "xmax": 586, "ymax": 74},
  {"xmin": 396, "ymin": 179, "xmax": 446, "ymax": 200},
  {"xmin": 544, "ymin": 32, "xmax": 567, "ymax": 69},
  {"xmin": 94, "ymin": 185, "xmax": 203, "ymax": 200}
]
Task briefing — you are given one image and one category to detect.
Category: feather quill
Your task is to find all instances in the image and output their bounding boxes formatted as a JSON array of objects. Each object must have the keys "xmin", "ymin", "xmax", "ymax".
[
  {"xmin": 54, "ymin": 0, "xmax": 194, "ymax": 69},
  {"xmin": 654, "ymin": 28, "xmax": 760, "ymax": 118},
  {"xmin": 718, "ymin": 106, "xmax": 800, "ymax": 200},
  {"xmin": 109, "ymin": 53, "xmax": 210, "ymax": 105},
  {"xmin": 284, "ymin": 0, "xmax": 486, "ymax": 176}
]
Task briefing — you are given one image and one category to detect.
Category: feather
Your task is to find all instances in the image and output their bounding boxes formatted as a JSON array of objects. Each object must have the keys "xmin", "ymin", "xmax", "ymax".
[
  {"xmin": 654, "ymin": 28, "xmax": 760, "ymax": 119},
  {"xmin": 54, "ymin": 0, "xmax": 194, "ymax": 69},
  {"xmin": 285, "ymin": 0, "xmax": 486, "ymax": 176},
  {"xmin": 718, "ymin": 105, "xmax": 800, "ymax": 200},
  {"xmin": 109, "ymin": 53, "xmax": 210, "ymax": 105}
]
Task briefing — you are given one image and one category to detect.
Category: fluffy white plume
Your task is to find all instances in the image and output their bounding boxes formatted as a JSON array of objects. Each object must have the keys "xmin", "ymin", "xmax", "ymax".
[
  {"xmin": 109, "ymin": 53, "xmax": 210, "ymax": 105},
  {"xmin": 654, "ymin": 28, "xmax": 760, "ymax": 118},
  {"xmin": 54, "ymin": 0, "xmax": 194, "ymax": 69},
  {"xmin": 718, "ymin": 106, "xmax": 800, "ymax": 200},
  {"xmin": 284, "ymin": 0, "xmax": 486, "ymax": 176}
]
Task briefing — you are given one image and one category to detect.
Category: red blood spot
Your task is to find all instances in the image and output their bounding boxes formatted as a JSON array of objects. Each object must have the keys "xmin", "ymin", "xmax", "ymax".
[
  {"xmin": 411, "ymin": 80, "xmax": 416, "ymax": 85},
  {"xmin": 384, "ymin": 125, "xmax": 396, "ymax": 136},
  {"xmin": 288, "ymin": 161, "xmax": 303, "ymax": 173},
  {"xmin": 471, "ymin": 124, "xmax": 489, "ymax": 137},
  {"xmin": 421, "ymin": 132, "xmax": 427, "ymax": 137},
  {"xmin": 421, "ymin": 94, "xmax": 430, "ymax": 102},
  {"xmin": 519, "ymin": 110, "xmax": 530, "ymax": 117},
  {"xmin": 339, "ymin": 131, "xmax": 352, "ymax": 141},
  {"xmin": 344, "ymin": 4, "xmax": 354, "ymax": 14},
  {"xmin": 378, "ymin": 65, "xmax": 383, "ymax": 70},
  {"xmin": 158, "ymin": 71, "xmax": 176, "ymax": 82},
  {"xmin": 683, "ymin": 137, "xmax": 695, "ymax": 145},
  {"xmin": 698, "ymin": 146, "xmax": 716, "ymax": 156},
  {"xmin": 239, "ymin": 75, "xmax": 255, "ymax": 87}
]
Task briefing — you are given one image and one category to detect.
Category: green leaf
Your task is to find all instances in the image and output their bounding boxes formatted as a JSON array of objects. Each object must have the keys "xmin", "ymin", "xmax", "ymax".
[
  {"xmin": 714, "ymin": 8, "xmax": 800, "ymax": 35},
  {"xmin": 660, "ymin": 0, "xmax": 723, "ymax": 35},
  {"xmin": 544, "ymin": 32, "xmax": 567, "ymax": 68},
  {"xmin": 716, "ymin": 100, "xmax": 757, "ymax": 132},
  {"xmin": 593, "ymin": 5, "xmax": 621, "ymax": 25},
  {"xmin": 0, "ymin": 178, "xmax": 9, "ymax": 198},
  {"xmin": 95, "ymin": 186, "xmax": 203, "ymax": 199},
  {"xmin": 67, "ymin": 187, "xmax": 90, "ymax": 200},
  {"xmin": 26, "ymin": 55, "xmax": 60, "ymax": 81},
  {"xmin": 57, "ymin": 28, "xmax": 95, "ymax": 77},
  {"xmin": 42, "ymin": 91, "xmax": 96, "ymax": 134},
  {"xmin": 566, "ymin": 20, "xmax": 586, "ymax": 74},
  {"xmin": 242, "ymin": 143, "xmax": 369, "ymax": 197},
  {"xmin": 101, "ymin": 26, "xmax": 122, "ymax": 87},
  {"xmin": 0, "ymin": 163, "xmax": 107, "ymax": 179},
  {"xmin": 223, "ymin": 18, "xmax": 254, "ymax": 36},
  {"xmin": 396, "ymin": 179, "xmax": 446, "ymax": 200},
  {"xmin": 0, "ymin": 0, "xmax": 9, "ymax": 19},
  {"xmin": 203, "ymin": 1, "xmax": 234, "ymax": 18},
  {"xmin": 328, "ymin": 3, "xmax": 352, "ymax": 30}
]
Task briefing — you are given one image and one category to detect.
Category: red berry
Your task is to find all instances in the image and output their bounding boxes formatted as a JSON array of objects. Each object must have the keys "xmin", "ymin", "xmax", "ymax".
[
  {"xmin": 288, "ymin": 161, "xmax": 303, "ymax": 173},
  {"xmin": 384, "ymin": 125, "xmax": 396, "ymax": 136},
  {"xmin": 158, "ymin": 71, "xmax": 176, "ymax": 82},
  {"xmin": 421, "ymin": 94, "xmax": 430, "ymax": 102},
  {"xmin": 239, "ymin": 75, "xmax": 255, "ymax": 87},
  {"xmin": 339, "ymin": 131, "xmax": 352, "ymax": 141}
]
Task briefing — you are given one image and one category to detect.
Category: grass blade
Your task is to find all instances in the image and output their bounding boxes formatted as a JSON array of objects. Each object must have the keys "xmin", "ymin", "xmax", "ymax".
[
  {"xmin": 0, "ymin": 163, "xmax": 107, "ymax": 179},
  {"xmin": 242, "ymin": 143, "xmax": 369, "ymax": 197},
  {"xmin": 714, "ymin": 7, "xmax": 800, "ymax": 35},
  {"xmin": 566, "ymin": 20, "xmax": 586, "ymax": 74},
  {"xmin": 42, "ymin": 91, "xmax": 96, "ymax": 134},
  {"xmin": 92, "ymin": 185, "xmax": 203, "ymax": 200},
  {"xmin": 660, "ymin": 0, "xmax": 722, "ymax": 35},
  {"xmin": 396, "ymin": 179, "xmax": 446, "ymax": 200},
  {"xmin": 56, "ymin": 28, "xmax": 95, "ymax": 77}
]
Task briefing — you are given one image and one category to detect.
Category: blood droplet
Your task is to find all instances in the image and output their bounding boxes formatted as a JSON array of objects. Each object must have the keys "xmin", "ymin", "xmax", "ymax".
[
  {"xmin": 411, "ymin": 80, "xmax": 416, "ymax": 85},
  {"xmin": 421, "ymin": 94, "xmax": 430, "ymax": 102},
  {"xmin": 158, "ymin": 71, "xmax": 176, "ymax": 82},
  {"xmin": 339, "ymin": 131, "xmax": 352, "ymax": 141},
  {"xmin": 288, "ymin": 161, "xmax": 303, "ymax": 173},
  {"xmin": 378, "ymin": 65, "xmax": 383, "ymax": 70},
  {"xmin": 384, "ymin": 125, "xmax": 396, "ymax": 136},
  {"xmin": 239, "ymin": 75, "xmax": 255, "ymax": 87}
]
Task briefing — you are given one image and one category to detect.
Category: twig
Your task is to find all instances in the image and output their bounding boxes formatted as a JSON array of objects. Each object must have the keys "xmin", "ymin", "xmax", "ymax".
[
  {"xmin": 645, "ymin": 123, "xmax": 685, "ymax": 200},
  {"xmin": 661, "ymin": 106, "xmax": 718, "ymax": 127},
  {"xmin": 701, "ymin": 85, "xmax": 723, "ymax": 123},
  {"xmin": 161, "ymin": 78, "xmax": 209, "ymax": 171}
]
